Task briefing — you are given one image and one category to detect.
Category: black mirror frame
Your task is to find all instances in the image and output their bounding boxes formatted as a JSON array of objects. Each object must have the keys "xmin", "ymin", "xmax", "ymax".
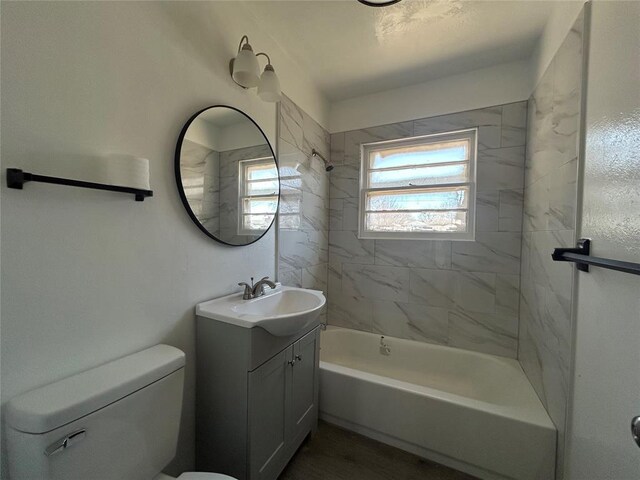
[{"xmin": 174, "ymin": 105, "xmax": 280, "ymax": 247}]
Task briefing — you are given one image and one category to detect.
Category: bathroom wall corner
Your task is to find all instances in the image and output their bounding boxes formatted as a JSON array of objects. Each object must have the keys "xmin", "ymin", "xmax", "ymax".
[
  {"xmin": 517, "ymin": 7, "xmax": 587, "ymax": 478},
  {"xmin": 276, "ymin": 95, "xmax": 330, "ymax": 324}
]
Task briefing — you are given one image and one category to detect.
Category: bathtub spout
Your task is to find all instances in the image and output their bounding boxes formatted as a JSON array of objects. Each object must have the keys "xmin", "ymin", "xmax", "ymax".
[{"xmin": 380, "ymin": 336, "xmax": 391, "ymax": 356}]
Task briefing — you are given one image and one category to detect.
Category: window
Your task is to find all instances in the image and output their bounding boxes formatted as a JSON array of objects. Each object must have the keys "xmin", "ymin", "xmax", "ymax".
[
  {"xmin": 238, "ymin": 158, "xmax": 279, "ymax": 234},
  {"xmin": 359, "ymin": 129, "xmax": 477, "ymax": 240}
]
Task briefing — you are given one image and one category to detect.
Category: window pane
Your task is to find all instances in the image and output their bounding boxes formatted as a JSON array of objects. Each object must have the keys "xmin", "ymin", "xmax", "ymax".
[
  {"xmin": 243, "ymin": 214, "xmax": 273, "ymax": 230},
  {"xmin": 247, "ymin": 162, "xmax": 277, "ymax": 180},
  {"xmin": 369, "ymin": 140, "xmax": 468, "ymax": 169},
  {"xmin": 247, "ymin": 179, "xmax": 279, "ymax": 196},
  {"xmin": 243, "ymin": 197, "xmax": 277, "ymax": 214},
  {"xmin": 365, "ymin": 210, "xmax": 468, "ymax": 233},
  {"xmin": 279, "ymin": 214, "xmax": 300, "ymax": 230},
  {"xmin": 369, "ymin": 163, "xmax": 468, "ymax": 188},
  {"xmin": 366, "ymin": 187, "xmax": 468, "ymax": 212}
]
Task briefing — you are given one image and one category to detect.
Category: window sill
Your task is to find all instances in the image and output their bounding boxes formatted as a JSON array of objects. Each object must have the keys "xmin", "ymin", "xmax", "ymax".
[{"xmin": 357, "ymin": 231, "xmax": 476, "ymax": 242}]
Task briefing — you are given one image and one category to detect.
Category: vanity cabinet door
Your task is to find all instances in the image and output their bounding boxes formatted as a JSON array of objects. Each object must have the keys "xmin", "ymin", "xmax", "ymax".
[
  {"xmin": 288, "ymin": 328, "xmax": 319, "ymax": 444},
  {"xmin": 248, "ymin": 346, "xmax": 291, "ymax": 480}
]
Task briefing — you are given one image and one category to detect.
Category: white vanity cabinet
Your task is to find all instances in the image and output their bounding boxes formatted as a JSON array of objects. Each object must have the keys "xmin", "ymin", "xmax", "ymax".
[{"xmin": 196, "ymin": 317, "xmax": 320, "ymax": 480}]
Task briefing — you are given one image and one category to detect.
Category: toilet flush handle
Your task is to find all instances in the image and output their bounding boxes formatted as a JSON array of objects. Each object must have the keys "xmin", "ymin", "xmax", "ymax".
[
  {"xmin": 44, "ymin": 429, "xmax": 86, "ymax": 456},
  {"xmin": 632, "ymin": 416, "xmax": 640, "ymax": 448}
]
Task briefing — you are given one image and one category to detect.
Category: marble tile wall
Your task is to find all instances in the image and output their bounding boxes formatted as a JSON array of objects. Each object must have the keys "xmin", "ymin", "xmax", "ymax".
[
  {"xmin": 277, "ymin": 95, "xmax": 330, "ymax": 323},
  {"xmin": 180, "ymin": 139, "xmax": 220, "ymax": 236},
  {"xmin": 518, "ymin": 11, "xmax": 584, "ymax": 478},
  {"xmin": 328, "ymin": 103, "xmax": 527, "ymax": 358}
]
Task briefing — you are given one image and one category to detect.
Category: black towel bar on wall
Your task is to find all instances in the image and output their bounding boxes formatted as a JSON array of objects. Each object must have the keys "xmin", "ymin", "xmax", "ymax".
[
  {"xmin": 552, "ymin": 238, "xmax": 640, "ymax": 276},
  {"xmin": 6, "ymin": 168, "xmax": 153, "ymax": 202}
]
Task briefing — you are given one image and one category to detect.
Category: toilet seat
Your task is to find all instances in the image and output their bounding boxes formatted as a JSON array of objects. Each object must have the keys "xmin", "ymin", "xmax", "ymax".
[
  {"xmin": 155, "ymin": 471, "xmax": 237, "ymax": 480},
  {"xmin": 177, "ymin": 473, "xmax": 237, "ymax": 480}
]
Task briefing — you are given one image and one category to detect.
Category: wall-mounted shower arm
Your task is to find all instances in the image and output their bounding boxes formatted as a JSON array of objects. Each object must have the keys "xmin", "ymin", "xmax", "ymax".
[{"xmin": 311, "ymin": 149, "xmax": 334, "ymax": 172}]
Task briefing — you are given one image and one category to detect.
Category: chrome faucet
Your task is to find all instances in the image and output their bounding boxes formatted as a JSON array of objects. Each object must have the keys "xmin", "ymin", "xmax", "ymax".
[
  {"xmin": 238, "ymin": 276, "xmax": 277, "ymax": 300},
  {"xmin": 252, "ymin": 276, "xmax": 277, "ymax": 297},
  {"xmin": 380, "ymin": 336, "xmax": 391, "ymax": 356}
]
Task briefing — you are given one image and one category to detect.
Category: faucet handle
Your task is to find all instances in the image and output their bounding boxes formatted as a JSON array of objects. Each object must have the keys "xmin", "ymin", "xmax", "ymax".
[{"xmin": 238, "ymin": 282, "xmax": 253, "ymax": 300}]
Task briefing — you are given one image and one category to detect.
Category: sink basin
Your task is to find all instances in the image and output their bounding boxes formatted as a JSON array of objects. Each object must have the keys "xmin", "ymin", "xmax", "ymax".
[{"xmin": 196, "ymin": 285, "xmax": 326, "ymax": 336}]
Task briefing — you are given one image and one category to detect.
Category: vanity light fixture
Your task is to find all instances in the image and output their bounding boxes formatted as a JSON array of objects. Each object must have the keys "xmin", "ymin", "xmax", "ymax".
[
  {"xmin": 229, "ymin": 36, "xmax": 282, "ymax": 103},
  {"xmin": 230, "ymin": 35, "xmax": 260, "ymax": 87}
]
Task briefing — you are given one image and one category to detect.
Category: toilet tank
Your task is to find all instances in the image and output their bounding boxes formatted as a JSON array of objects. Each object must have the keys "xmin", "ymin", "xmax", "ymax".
[{"xmin": 5, "ymin": 345, "xmax": 186, "ymax": 480}]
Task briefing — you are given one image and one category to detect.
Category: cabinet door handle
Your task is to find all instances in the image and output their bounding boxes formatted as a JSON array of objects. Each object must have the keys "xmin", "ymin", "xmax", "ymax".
[
  {"xmin": 295, "ymin": 354, "xmax": 303, "ymax": 362},
  {"xmin": 288, "ymin": 359, "xmax": 296, "ymax": 366},
  {"xmin": 632, "ymin": 416, "xmax": 640, "ymax": 448}
]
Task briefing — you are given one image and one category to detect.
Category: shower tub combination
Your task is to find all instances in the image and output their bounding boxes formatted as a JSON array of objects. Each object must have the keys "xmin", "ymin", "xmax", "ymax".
[{"xmin": 319, "ymin": 326, "xmax": 556, "ymax": 480}]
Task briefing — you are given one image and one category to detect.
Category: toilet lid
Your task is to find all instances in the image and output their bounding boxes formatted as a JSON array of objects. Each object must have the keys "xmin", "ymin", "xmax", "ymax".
[{"xmin": 177, "ymin": 473, "xmax": 237, "ymax": 480}]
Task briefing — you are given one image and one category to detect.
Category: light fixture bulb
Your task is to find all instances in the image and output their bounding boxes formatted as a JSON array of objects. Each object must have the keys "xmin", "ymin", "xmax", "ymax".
[
  {"xmin": 257, "ymin": 64, "xmax": 281, "ymax": 103},
  {"xmin": 232, "ymin": 43, "xmax": 260, "ymax": 88}
]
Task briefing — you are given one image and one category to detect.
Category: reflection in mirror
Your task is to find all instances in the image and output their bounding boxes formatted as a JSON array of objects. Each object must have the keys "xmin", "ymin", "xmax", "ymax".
[
  {"xmin": 176, "ymin": 106, "xmax": 278, "ymax": 246},
  {"xmin": 278, "ymin": 161, "xmax": 302, "ymax": 231}
]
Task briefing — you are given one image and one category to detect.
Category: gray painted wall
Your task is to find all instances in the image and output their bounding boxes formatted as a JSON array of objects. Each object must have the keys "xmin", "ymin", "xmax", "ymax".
[
  {"xmin": 327, "ymin": 103, "xmax": 527, "ymax": 358},
  {"xmin": 0, "ymin": 3, "xmax": 279, "ymax": 477}
]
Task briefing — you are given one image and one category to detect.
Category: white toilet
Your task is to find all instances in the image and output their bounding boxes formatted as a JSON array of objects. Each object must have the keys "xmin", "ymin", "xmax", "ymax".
[{"xmin": 5, "ymin": 344, "xmax": 236, "ymax": 480}]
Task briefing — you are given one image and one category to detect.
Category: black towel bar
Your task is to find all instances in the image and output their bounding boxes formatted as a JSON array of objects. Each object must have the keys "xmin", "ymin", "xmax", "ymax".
[
  {"xmin": 6, "ymin": 168, "xmax": 153, "ymax": 202},
  {"xmin": 552, "ymin": 238, "xmax": 640, "ymax": 275}
]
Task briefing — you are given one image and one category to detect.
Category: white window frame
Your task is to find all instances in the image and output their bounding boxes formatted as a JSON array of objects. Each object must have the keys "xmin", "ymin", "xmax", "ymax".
[
  {"xmin": 358, "ymin": 128, "xmax": 477, "ymax": 241},
  {"xmin": 237, "ymin": 157, "xmax": 279, "ymax": 235}
]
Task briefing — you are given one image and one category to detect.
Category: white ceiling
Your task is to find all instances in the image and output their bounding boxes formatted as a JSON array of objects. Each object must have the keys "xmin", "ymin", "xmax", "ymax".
[
  {"xmin": 200, "ymin": 107, "xmax": 247, "ymax": 127},
  {"xmin": 241, "ymin": 0, "xmax": 557, "ymax": 101}
]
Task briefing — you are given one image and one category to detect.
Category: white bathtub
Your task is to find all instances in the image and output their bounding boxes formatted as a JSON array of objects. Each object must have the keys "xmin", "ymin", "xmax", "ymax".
[{"xmin": 319, "ymin": 326, "xmax": 556, "ymax": 480}]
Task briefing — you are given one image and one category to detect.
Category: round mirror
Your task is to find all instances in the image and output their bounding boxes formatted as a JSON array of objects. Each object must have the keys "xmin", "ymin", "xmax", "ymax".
[{"xmin": 175, "ymin": 106, "xmax": 279, "ymax": 246}]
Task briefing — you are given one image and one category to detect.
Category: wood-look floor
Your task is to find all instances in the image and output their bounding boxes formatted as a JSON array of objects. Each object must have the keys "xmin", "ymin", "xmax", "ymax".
[{"xmin": 279, "ymin": 421, "xmax": 479, "ymax": 480}]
